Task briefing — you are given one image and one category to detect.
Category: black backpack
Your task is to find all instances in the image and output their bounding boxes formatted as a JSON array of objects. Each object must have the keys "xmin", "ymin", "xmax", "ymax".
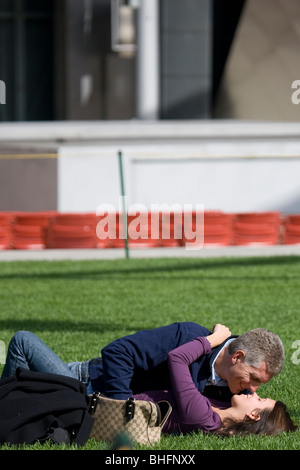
[{"xmin": 0, "ymin": 368, "xmax": 94, "ymax": 446}]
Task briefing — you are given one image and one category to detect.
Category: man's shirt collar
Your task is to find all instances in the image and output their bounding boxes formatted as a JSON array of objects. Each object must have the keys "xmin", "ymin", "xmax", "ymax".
[{"xmin": 209, "ymin": 338, "xmax": 235, "ymax": 386}]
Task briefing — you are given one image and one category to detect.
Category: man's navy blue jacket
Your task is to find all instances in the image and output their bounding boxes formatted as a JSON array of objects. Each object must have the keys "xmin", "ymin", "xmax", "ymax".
[{"xmin": 89, "ymin": 322, "xmax": 237, "ymax": 401}]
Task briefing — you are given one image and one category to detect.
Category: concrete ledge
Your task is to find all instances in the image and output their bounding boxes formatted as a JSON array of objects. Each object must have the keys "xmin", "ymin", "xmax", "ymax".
[
  {"xmin": 1, "ymin": 245, "xmax": 300, "ymax": 261},
  {"xmin": 1, "ymin": 120, "xmax": 300, "ymax": 146}
]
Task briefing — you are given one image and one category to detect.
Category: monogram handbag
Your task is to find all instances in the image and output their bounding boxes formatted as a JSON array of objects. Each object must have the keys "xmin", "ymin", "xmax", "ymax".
[{"xmin": 88, "ymin": 393, "xmax": 172, "ymax": 445}]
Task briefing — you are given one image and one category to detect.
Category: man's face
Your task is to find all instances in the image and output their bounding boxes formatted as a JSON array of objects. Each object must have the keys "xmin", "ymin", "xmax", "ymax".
[{"xmin": 226, "ymin": 350, "xmax": 272, "ymax": 394}]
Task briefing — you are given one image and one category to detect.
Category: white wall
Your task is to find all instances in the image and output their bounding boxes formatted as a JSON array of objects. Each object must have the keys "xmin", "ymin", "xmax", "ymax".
[
  {"xmin": 1, "ymin": 119, "xmax": 299, "ymax": 215},
  {"xmin": 58, "ymin": 141, "xmax": 300, "ymax": 214}
]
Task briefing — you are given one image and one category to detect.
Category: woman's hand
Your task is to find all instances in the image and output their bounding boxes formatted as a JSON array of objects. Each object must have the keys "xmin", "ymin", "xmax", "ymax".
[{"xmin": 206, "ymin": 324, "xmax": 231, "ymax": 348}]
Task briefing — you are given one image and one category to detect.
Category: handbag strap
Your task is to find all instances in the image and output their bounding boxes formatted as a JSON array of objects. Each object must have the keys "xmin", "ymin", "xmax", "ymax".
[
  {"xmin": 125, "ymin": 397, "xmax": 135, "ymax": 421},
  {"xmin": 88, "ymin": 392, "xmax": 136, "ymax": 422},
  {"xmin": 88, "ymin": 392, "xmax": 99, "ymax": 415},
  {"xmin": 156, "ymin": 400, "xmax": 172, "ymax": 427}
]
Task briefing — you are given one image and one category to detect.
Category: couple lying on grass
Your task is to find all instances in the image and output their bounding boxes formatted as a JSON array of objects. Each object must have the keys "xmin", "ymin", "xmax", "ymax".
[{"xmin": 2, "ymin": 322, "xmax": 297, "ymax": 437}]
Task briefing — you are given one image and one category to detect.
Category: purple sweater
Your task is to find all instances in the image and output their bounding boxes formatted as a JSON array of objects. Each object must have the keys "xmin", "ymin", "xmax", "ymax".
[{"xmin": 134, "ymin": 337, "xmax": 225, "ymax": 434}]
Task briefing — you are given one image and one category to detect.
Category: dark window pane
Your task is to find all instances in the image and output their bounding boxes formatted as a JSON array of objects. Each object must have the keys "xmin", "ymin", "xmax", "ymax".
[
  {"xmin": 25, "ymin": 0, "xmax": 53, "ymax": 14},
  {"xmin": 0, "ymin": 0, "xmax": 14, "ymax": 13},
  {"xmin": 0, "ymin": 20, "xmax": 15, "ymax": 120},
  {"xmin": 25, "ymin": 18, "xmax": 54, "ymax": 120}
]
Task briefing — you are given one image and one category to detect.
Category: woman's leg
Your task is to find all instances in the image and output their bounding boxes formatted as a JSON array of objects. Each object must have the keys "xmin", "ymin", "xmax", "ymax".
[{"xmin": 1, "ymin": 331, "xmax": 78, "ymax": 379}]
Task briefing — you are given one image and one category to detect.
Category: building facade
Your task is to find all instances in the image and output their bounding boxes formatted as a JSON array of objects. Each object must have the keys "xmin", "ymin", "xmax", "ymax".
[{"xmin": 0, "ymin": 0, "xmax": 245, "ymax": 122}]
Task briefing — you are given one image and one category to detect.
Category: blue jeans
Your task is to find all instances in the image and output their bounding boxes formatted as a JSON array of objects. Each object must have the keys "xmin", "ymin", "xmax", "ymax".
[{"xmin": 1, "ymin": 331, "xmax": 93, "ymax": 392}]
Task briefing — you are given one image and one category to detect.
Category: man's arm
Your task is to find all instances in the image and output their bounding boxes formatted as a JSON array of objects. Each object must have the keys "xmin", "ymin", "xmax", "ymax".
[{"xmin": 100, "ymin": 322, "xmax": 210, "ymax": 399}]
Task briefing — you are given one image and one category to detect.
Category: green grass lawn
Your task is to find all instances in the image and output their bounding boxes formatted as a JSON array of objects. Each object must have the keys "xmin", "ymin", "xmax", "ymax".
[{"xmin": 0, "ymin": 255, "xmax": 299, "ymax": 450}]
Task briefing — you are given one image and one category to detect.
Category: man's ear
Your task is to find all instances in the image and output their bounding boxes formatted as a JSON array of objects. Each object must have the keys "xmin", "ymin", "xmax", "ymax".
[
  {"xmin": 232, "ymin": 350, "xmax": 246, "ymax": 364},
  {"xmin": 247, "ymin": 410, "xmax": 261, "ymax": 422}
]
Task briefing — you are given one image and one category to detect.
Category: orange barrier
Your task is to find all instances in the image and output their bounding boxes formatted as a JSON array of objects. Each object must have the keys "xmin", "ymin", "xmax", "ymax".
[
  {"xmin": 47, "ymin": 213, "xmax": 98, "ymax": 249},
  {"xmin": 234, "ymin": 212, "xmax": 281, "ymax": 224},
  {"xmin": 159, "ymin": 212, "xmax": 182, "ymax": 247},
  {"xmin": 104, "ymin": 213, "xmax": 126, "ymax": 249},
  {"xmin": 0, "ymin": 213, "xmax": 14, "ymax": 249},
  {"xmin": 1, "ymin": 210, "xmax": 300, "ymax": 250},
  {"xmin": 232, "ymin": 212, "xmax": 281, "ymax": 246},
  {"xmin": 101, "ymin": 213, "xmax": 161, "ymax": 248},
  {"xmin": 182, "ymin": 211, "xmax": 233, "ymax": 247},
  {"xmin": 95, "ymin": 213, "xmax": 116, "ymax": 248},
  {"xmin": 203, "ymin": 212, "xmax": 234, "ymax": 246},
  {"xmin": 128, "ymin": 212, "xmax": 160, "ymax": 248},
  {"xmin": 181, "ymin": 212, "xmax": 233, "ymax": 247},
  {"xmin": 11, "ymin": 212, "xmax": 56, "ymax": 249},
  {"xmin": 282, "ymin": 215, "xmax": 300, "ymax": 245}
]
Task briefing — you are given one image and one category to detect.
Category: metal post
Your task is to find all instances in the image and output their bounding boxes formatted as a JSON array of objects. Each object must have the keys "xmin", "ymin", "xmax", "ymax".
[
  {"xmin": 136, "ymin": 0, "xmax": 160, "ymax": 119},
  {"xmin": 118, "ymin": 150, "xmax": 129, "ymax": 259},
  {"xmin": 15, "ymin": 0, "xmax": 26, "ymax": 120}
]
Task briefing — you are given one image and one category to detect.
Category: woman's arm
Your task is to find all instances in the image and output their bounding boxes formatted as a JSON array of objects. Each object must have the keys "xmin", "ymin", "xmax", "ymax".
[{"xmin": 167, "ymin": 325, "xmax": 231, "ymax": 432}]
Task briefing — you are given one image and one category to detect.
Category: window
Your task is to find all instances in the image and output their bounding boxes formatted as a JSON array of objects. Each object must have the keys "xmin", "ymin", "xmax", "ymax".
[{"xmin": 0, "ymin": 0, "xmax": 54, "ymax": 121}]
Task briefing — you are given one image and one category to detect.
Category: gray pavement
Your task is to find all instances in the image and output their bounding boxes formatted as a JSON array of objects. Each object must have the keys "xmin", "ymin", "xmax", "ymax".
[{"xmin": 1, "ymin": 244, "xmax": 300, "ymax": 261}]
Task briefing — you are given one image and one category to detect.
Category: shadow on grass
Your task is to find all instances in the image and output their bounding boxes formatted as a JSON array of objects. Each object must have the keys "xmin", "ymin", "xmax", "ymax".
[
  {"xmin": 0, "ymin": 255, "xmax": 300, "ymax": 282},
  {"xmin": 0, "ymin": 319, "xmax": 148, "ymax": 334}
]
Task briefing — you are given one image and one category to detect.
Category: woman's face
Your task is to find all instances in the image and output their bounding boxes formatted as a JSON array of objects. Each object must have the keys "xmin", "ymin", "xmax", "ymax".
[{"xmin": 231, "ymin": 393, "xmax": 276, "ymax": 420}]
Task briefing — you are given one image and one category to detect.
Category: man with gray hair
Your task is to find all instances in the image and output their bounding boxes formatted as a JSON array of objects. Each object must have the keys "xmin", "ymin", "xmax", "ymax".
[
  {"xmin": 2, "ymin": 323, "xmax": 285, "ymax": 403},
  {"xmin": 202, "ymin": 326, "xmax": 285, "ymax": 401}
]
